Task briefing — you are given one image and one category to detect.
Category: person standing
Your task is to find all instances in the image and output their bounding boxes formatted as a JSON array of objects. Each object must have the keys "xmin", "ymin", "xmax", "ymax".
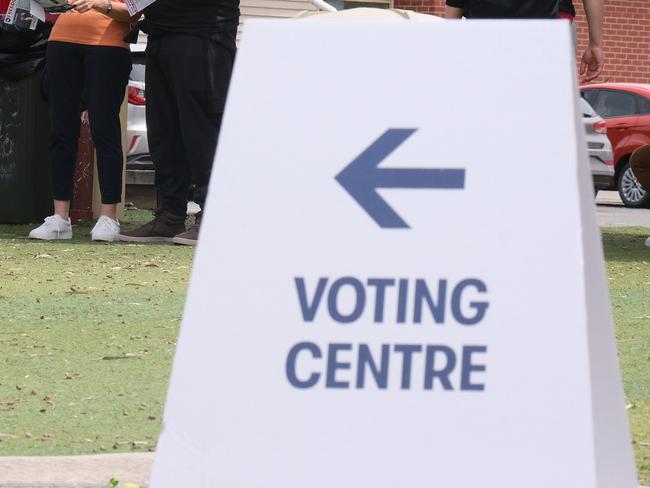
[
  {"xmin": 28, "ymin": 0, "xmax": 135, "ymax": 241},
  {"xmin": 444, "ymin": 0, "xmax": 604, "ymax": 83},
  {"xmin": 119, "ymin": 0, "xmax": 239, "ymax": 246}
]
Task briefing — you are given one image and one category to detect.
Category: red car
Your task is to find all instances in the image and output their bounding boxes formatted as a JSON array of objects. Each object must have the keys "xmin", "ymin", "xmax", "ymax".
[{"xmin": 581, "ymin": 83, "xmax": 650, "ymax": 207}]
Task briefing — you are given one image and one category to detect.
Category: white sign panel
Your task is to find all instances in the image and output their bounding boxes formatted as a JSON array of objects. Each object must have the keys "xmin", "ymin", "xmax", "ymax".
[{"xmin": 151, "ymin": 20, "xmax": 637, "ymax": 488}]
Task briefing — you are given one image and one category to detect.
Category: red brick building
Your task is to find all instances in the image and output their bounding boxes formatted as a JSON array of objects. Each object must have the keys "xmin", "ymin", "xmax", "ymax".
[{"xmin": 392, "ymin": 0, "xmax": 650, "ymax": 84}]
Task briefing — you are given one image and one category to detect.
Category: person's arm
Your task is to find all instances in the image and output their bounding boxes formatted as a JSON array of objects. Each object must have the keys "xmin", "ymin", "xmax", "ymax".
[
  {"xmin": 446, "ymin": 6, "xmax": 463, "ymax": 18},
  {"xmin": 580, "ymin": 0, "xmax": 604, "ymax": 82},
  {"xmin": 445, "ymin": 0, "xmax": 464, "ymax": 19},
  {"xmin": 68, "ymin": 0, "xmax": 137, "ymax": 23}
]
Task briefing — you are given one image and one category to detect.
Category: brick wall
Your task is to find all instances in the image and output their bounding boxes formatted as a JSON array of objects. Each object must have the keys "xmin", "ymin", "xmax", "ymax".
[{"xmin": 392, "ymin": 0, "xmax": 650, "ymax": 84}]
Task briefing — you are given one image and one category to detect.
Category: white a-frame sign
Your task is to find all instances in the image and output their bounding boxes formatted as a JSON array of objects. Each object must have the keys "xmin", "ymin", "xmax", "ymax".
[{"xmin": 150, "ymin": 19, "xmax": 638, "ymax": 488}]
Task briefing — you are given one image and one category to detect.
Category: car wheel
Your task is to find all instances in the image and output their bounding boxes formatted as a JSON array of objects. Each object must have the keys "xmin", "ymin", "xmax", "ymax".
[{"xmin": 618, "ymin": 161, "xmax": 650, "ymax": 208}]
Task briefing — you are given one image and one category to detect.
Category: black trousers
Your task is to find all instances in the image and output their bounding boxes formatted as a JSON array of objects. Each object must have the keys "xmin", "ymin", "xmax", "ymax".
[
  {"xmin": 46, "ymin": 41, "xmax": 131, "ymax": 204},
  {"xmin": 145, "ymin": 34, "xmax": 234, "ymax": 217}
]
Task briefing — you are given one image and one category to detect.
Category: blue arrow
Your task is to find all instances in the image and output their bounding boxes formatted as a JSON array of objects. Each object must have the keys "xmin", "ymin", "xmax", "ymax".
[{"xmin": 335, "ymin": 128, "xmax": 466, "ymax": 229}]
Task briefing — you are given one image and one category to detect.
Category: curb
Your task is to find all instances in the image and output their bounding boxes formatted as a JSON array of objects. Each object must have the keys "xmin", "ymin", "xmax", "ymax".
[
  {"xmin": 0, "ymin": 453, "xmax": 647, "ymax": 488},
  {"xmin": 0, "ymin": 453, "xmax": 153, "ymax": 487}
]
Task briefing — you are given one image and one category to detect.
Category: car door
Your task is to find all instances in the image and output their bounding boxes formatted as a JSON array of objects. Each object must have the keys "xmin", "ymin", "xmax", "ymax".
[{"xmin": 634, "ymin": 94, "xmax": 650, "ymax": 141}]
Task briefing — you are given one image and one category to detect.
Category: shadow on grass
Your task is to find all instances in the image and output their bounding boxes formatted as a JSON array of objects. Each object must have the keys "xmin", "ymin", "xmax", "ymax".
[{"xmin": 601, "ymin": 227, "xmax": 650, "ymax": 263}]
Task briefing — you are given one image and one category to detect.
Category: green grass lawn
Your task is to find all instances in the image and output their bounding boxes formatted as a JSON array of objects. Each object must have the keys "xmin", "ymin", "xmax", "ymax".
[
  {"xmin": 603, "ymin": 228, "xmax": 650, "ymax": 484},
  {"xmin": 0, "ymin": 214, "xmax": 648, "ymax": 483},
  {"xmin": 0, "ymin": 210, "xmax": 194, "ymax": 455}
]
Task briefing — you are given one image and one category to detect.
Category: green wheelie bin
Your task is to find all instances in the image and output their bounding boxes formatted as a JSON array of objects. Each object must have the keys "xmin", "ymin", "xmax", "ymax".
[{"xmin": 0, "ymin": 23, "xmax": 52, "ymax": 224}]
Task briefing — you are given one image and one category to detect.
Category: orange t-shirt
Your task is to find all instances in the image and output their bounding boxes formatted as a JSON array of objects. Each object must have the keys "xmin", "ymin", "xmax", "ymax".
[{"xmin": 49, "ymin": 2, "xmax": 132, "ymax": 49}]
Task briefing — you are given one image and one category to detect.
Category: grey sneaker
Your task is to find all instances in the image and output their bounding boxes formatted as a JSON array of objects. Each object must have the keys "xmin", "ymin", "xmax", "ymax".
[
  {"xmin": 119, "ymin": 209, "xmax": 186, "ymax": 243},
  {"xmin": 172, "ymin": 212, "xmax": 202, "ymax": 246},
  {"xmin": 28, "ymin": 215, "xmax": 72, "ymax": 240}
]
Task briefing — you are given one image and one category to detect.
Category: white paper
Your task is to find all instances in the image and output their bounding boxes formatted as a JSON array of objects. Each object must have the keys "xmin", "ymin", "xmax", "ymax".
[
  {"xmin": 29, "ymin": 0, "xmax": 44, "ymax": 21},
  {"xmin": 4, "ymin": 0, "xmax": 19, "ymax": 24},
  {"xmin": 124, "ymin": 0, "xmax": 155, "ymax": 16},
  {"xmin": 3, "ymin": 0, "xmax": 34, "ymax": 25}
]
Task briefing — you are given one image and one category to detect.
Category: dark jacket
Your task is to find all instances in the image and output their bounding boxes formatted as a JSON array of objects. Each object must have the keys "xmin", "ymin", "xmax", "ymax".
[
  {"xmin": 558, "ymin": 0, "xmax": 576, "ymax": 16},
  {"xmin": 446, "ymin": 0, "xmax": 559, "ymax": 19},
  {"xmin": 141, "ymin": 0, "xmax": 240, "ymax": 51}
]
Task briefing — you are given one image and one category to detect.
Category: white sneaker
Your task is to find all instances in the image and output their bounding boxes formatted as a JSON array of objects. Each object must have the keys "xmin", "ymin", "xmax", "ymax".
[
  {"xmin": 28, "ymin": 215, "xmax": 72, "ymax": 240},
  {"xmin": 187, "ymin": 201, "xmax": 201, "ymax": 216},
  {"xmin": 91, "ymin": 216, "xmax": 120, "ymax": 242},
  {"xmin": 645, "ymin": 236, "xmax": 650, "ymax": 248}
]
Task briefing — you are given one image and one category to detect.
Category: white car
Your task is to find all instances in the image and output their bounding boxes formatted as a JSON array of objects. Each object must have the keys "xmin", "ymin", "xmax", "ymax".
[
  {"xmin": 581, "ymin": 97, "xmax": 614, "ymax": 194},
  {"xmin": 126, "ymin": 43, "xmax": 151, "ymax": 178}
]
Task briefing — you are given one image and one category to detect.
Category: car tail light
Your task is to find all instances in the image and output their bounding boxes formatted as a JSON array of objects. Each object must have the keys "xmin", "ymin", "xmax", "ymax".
[
  {"xmin": 128, "ymin": 135, "xmax": 141, "ymax": 153},
  {"xmin": 128, "ymin": 86, "xmax": 146, "ymax": 105},
  {"xmin": 594, "ymin": 120, "xmax": 607, "ymax": 134}
]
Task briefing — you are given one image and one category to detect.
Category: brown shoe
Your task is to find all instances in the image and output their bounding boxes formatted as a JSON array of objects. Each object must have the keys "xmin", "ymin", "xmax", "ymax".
[
  {"xmin": 119, "ymin": 209, "xmax": 186, "ymax": 243},
  {"xmin": 172, "ymin": 212, "xmax": 201, "ymax": 246}
]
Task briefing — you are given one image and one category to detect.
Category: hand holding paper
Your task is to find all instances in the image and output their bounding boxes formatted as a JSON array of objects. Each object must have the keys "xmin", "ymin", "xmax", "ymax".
[
  {"xmin": 67, "ymin": 0, "xmax": 97, "ymax": 13},
  {"xmin": 33, "ymin": 0, "xmax": 71, "ymax": 11},
  {"xmin": 124, "ymin": 0, "xmax": 154, "ymax": 16}
]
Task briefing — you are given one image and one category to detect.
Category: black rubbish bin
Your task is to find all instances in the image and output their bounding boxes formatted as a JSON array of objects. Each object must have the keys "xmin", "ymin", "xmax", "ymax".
[{"xmin": 0, "ymin": 23, "xmax": 52, "ymax": 224}]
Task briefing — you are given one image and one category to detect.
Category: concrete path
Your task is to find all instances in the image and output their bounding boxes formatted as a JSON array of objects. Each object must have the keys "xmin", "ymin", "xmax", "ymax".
[
  {"xmin": 0, "ymin": 453, "xmax": 153, "ymax": 487},
  {"xmin": 597, "ymin": 191, "xmax": 650, "ymax": 228},
  {"xmin": 0, "ymin": 452, "xmax": 646, "ymax": 488}
]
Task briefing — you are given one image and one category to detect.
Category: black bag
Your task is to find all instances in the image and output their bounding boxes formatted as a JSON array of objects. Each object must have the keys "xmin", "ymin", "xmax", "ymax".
[{"xmin": 0, "ymin": 20, "xmax": 52, "ymax": 81}]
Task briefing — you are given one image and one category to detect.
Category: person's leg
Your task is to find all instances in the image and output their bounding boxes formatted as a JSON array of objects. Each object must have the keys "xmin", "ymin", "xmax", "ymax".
[
  {"xmin": 630, "ymin": 145, "xmax": 650, "ymax": 191},
  {"xmin": 170, "ymin": 37, "xmax": 234, "ymax": 211},
  {"xmin": 83, "ymin": 44, "xmax": 131, "ymax": 218},
  {"xmin": 119, "ymin": 36, "xmax": 187, "ymax": 243},
  {"xmin": 163, "ymin": 36, "xmax": 234, "ymax": 245},
  {"xmin": 628, "ymin": 145, "xmax": 650, "ymax": 247},
  {"xmin": 147, "ymin": 35, "xmax": 191, "ymax": 218},
  {"xmin": 46, "ymin": 41, "xmax": 85, "ymax": 219},
  {"xmin": 53, "ymin": 200, "xmax": 70, "ymax": 218},
  {"xmin": 29, "ymin": 41, "xmax": 82, "ymax": 240}
]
